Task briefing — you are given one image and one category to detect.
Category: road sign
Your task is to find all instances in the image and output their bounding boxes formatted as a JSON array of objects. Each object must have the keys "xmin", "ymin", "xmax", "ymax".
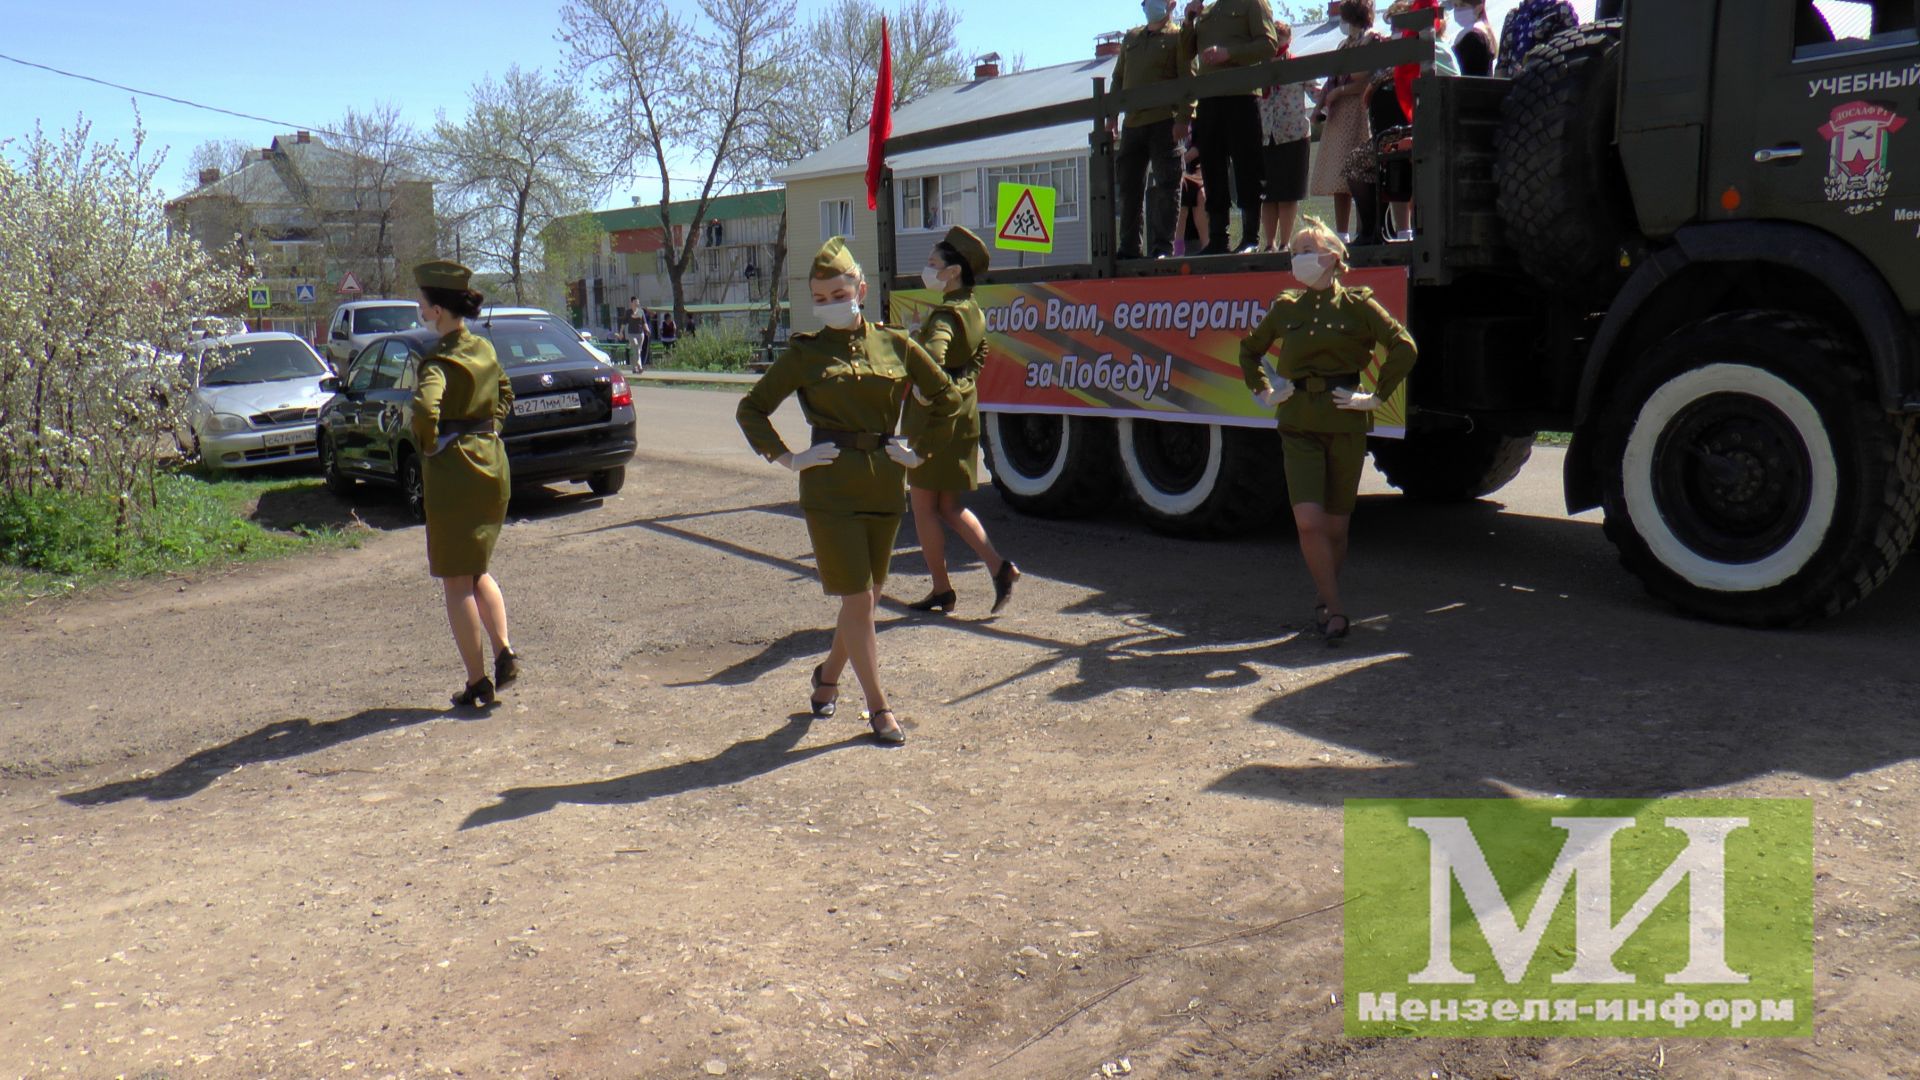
[
  {"xmin": 294, "ymin": 283, "xmax": 317, "ymax": 304},
  {"xmin": 248, "ymin": 286, "xmax": 271, "ymax": 310},
  {"xmin": 337, "ymin": 271, "xmax": 364, "ymax": 295},
  {"xmin": 995, "ymin": 183, "xmax": 1055, "ymax": 254}
]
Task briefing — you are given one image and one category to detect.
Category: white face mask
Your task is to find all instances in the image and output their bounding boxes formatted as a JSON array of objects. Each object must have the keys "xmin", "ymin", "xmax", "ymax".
[
  {"xmin": 921, "ymin": 265, "xmax": 949, "ymax": 291},
  {"xmin": 1452, "ymin": 4, "xmax": 1478, "ymax": 29},
  {"xmin": 813, "ymin": 298, "xmax": 862, "ymax": 330},
  {"xmin": 1291, "ymin": 251, "xmax": 1337, "ymax": 289}
]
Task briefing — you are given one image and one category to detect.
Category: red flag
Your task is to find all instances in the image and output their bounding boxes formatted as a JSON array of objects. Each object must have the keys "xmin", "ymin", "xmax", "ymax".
[
  {"xmin": 865, "ymin": 16, "xmax": 893, "ymax": 211},
  {"xmin": 1394, "ymin": 0, "xmax": 1442, "ymax": 121}
]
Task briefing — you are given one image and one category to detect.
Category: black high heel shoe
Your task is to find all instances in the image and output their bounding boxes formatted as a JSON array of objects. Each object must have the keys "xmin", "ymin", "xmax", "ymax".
[
  {"xmin": 494, "ymin": 648, "xmax": 521, "ymax": 689},
  {"xmin": 906, "ymin": 588, "xmax": 957, "ymax": 613},
  {"xmin": 809, "ymin": 664, "xmax": 839, "ymax": 719},
  {"xmin": 866, "ymin": 709, "xmax": 906, "ymax": 746},
  {"xmin": 452, "ymin": 676, "xmax": 495, "ymax": 708},
  {"xmin": 990, "ymin": 560, "xmax": 1021, "ymax": 615}
]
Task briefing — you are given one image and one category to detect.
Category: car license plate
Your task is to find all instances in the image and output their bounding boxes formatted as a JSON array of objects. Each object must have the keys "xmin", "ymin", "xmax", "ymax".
[
  {"xmin": 262, "ymin": 428, "xmax": 310, "ymax": 447},
  {"xmin": 515, "ymin": 393, "xmax": 580, "ymax": 416}
]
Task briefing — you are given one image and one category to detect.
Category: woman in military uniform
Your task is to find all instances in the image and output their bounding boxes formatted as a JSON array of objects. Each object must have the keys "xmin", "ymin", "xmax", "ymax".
[
  {"xmin": 901, "ymin": 226, "xmax": 1021, "ymax": 616},
  {"xmin": 409, "ymin": 260, "xmax": 520, "ymax": 706},
  {"xmin": 1238, "ymin": 220, "xmax": 1415, "ymax": 638},
  {"xmin": 736, "ymin": 238, "xmax": 961, "ymax": 745}
]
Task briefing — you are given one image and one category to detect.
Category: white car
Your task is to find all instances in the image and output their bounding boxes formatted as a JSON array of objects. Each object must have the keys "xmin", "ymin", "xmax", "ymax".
[
  {"xmin": 480, "ymin": 306, "xmax": 613, "ymax": 364},
  {"xmin": 188, "ymin": 315, "xmax": 248, "ymax": 341},
  {"xmin": 185, "ymin": 332, "xmax": 334, "ymax": 471},
  {"xmin": 325, "ymin": 300, "xmax": 423, "ymax": 367}
]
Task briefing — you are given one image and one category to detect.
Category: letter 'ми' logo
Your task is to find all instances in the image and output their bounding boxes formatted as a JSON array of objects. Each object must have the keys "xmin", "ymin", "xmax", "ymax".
[{"xmin": 1343, "ymin": 799, "xmax": 1812, "ymax": 1037}]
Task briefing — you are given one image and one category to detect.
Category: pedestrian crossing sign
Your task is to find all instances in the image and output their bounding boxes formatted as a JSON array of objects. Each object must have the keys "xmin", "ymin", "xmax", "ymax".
[
  {"xmin": 294, "ymin": 283, "xmax": 317, "ymax": 304},
  {"xmin": 248, "ymin": 286, "xmax": 271, "ymax": 309},
  {"xmin": 995, "ymin": 183, "xmax": 1055, "ymax": 253}
]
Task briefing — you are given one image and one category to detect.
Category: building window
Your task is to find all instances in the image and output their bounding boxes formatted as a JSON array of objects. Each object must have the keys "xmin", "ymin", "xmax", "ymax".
[
  {"xmin": 900, "ymin": 172, "xmax": 977, "ymax": 231},
  {"xmin": 820, "ymin": 198, "xmax": 855, "ymax": 241},
  {"xmin": 985, "ymin": 158, "xmax": 1081, "ymax": 221}
]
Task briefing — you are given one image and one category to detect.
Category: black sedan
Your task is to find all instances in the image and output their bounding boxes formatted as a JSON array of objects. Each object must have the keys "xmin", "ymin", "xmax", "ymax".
[{"xmin": 317, "ymin": 317, "xmax": 637, "ymax": 518}]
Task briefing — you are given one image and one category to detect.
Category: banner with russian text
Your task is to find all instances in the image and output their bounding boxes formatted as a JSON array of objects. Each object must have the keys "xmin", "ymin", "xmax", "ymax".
[{"xmin": 890, "ymin": 268, "xmax": 1410, "ymax": 437}]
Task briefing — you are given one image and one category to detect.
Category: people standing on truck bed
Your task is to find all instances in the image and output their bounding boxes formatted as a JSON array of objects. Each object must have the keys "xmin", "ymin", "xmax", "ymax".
[
  {"xmin": 1176, "ymin": 141, "xmax": 1208, "ymax": 255},
  {"xmin": 1449, "ymin": 0, "xmax": 1496, "ymax": 76},
  {"xmin": 1181, "ymin": 0, "xmax": 1280, "ymax": 254},
  {"xmin": 1112, "ymin": 0, "xmax": 1197, "ymax": 260},
  {"xmin": 1494, "ymin": 0, "xmax": 1577, "ymax": 78},
  {"xmin": 1237, "ymin": 220, "xmax": 1416, "ymax": 640},
  {"xmin": 735, "ymin": 238, "xmax": 961, "ymax": 746},
  {"xmin": 1256, "ymin": 19, "xmax": 1315, "ymax": 253},
  {"xmin": 1309, "ymin": 1, "xmax": 1385, "ymax": 241},
  {"xmin": 901, "ymin": 227, "xmax": 1023, "ymax": 617}
]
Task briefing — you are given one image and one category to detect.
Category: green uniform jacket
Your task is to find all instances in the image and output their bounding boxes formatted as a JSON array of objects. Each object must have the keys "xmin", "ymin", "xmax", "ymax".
[
  {"xmin": 409, "ymin": 326, "xmax": 513, "ymax": 577},
  {"xmin": 1113, "ymin": 21, "xmax": 1197, "ymax": 127},
  {"xmin": 737, "ymin": 320, "xmax": 962, "ymax": 514},
  {"xmin": 902, "ymin": 291, "xmax": 989, "ymax": 492},
  {"xmin": 1237, "ymin": 284, "xmax": 1417, "ymax": 434},
  {"xmin": 1180, "ymin": 0, "xmax": 1280, "ymax": 97}
]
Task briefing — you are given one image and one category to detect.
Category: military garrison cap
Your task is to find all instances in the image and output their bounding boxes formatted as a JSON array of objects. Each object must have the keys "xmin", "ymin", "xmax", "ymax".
[
  {"xmin": 414, "ymin": 259, "xmax": 473, "ymax": 291},
  {"xmin": 941, "ymin": 226, "xmax": 990, "ymax": 277},
  {"xmin": 810, "ymin": 236, "xmax": 861, "ymax": 280}
]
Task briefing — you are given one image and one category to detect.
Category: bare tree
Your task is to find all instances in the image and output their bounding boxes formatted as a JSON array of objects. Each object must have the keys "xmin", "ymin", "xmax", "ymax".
[
  {"xmin": 563, "ymin": 0, "xmax": 801, "ymax": 334},
  {"xmin": 433, "ymin": 67, "xmax": 602, "ymax": 304},
  {"xmin": 799, "ymin": 0, "xmax": 969, "ymax": 148},
  {"xmin": 179, "ymin": 138, "xmax": 251, "ymax": 191},
  {"xmin": 303, "ymin": 104, "xmax": 430, "ymax": 298}
]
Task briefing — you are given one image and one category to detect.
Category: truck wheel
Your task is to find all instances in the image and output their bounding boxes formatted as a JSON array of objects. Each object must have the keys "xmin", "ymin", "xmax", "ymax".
[
  {"xmin": 1495, "ymin": 21, "xmax": 1635, "ymax": 299},
  {"xmin": 1598, "ymin": 311, "xmax": 1920, "ymax": 626},
  {"xmin": 1116, "ymin": 419, "xmax": 1287, "ymax": 538},
  {"xmin": 1369, "ymin": 429, "xmax": 1534, "ymax": 502},
  {"xmin": 981, "ymin": 412, "xmax": 1120, "ymax": 518}
]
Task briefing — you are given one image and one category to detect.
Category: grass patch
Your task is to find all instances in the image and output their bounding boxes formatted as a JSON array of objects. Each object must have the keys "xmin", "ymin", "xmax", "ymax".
[
  {"xmin": 652, "ymin": 328, "xmax": 764, "ymax": 373},
  {"xmin": 1535, "ymin": 431, "xmax": 1574, "ymax": 446},
  {"xmin": 0, "ymin": 472, "xmax": 360, "ymax": 605}
]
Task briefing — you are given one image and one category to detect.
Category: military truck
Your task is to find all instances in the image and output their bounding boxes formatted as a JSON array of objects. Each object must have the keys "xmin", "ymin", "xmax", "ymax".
[{"xmin": 875, "ymin": 0, "xmax": 1920, "ymax": 626}]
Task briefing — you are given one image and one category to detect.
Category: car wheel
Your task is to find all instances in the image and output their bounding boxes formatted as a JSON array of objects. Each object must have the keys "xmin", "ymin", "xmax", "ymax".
[
  {"xmin": 588, "ymin": 467, "xmax": 626, "ymax": 496},
  {"xmin": 400, "ymin": 452, "xmax": 426, "ymax": 523},
  {"xmin": 320, "ymin": 435, "xmax": 355, "ymax": 496}
]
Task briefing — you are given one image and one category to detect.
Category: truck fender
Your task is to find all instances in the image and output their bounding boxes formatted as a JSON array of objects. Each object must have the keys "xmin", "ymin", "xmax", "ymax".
[{"xmin": 1564, "ymin": 221, "xmax": 1917, "ymax": 513}]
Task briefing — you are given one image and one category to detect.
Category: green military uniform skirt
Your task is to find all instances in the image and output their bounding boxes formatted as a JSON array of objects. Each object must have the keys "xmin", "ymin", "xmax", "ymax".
[
  {"xmin": 410, "ymin": 326, "xmax": 514, "ymax": 577},
  {"xmin": 1238, "ymin": 283, "xmax": 1417, "ymax": 514},
  {"xmin": 737, "ymin": 320, "xmax": 960, "ymax": 596},
  {"xmin": 902, "ymin": 289, "xmax": 989, "ymax": 492}
]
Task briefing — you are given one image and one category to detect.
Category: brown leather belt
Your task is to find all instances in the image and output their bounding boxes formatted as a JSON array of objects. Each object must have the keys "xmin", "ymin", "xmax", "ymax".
[
  {"xmin": 811, "ymin": 427, "xmax": 889, "ymax": 451},
  {"xmin": 1297, "ymin": 374, "xmax": 1361, "ymax": 394}
]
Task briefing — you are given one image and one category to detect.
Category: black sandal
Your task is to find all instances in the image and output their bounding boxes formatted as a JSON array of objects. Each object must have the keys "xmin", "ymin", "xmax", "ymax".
[
  {"xmin": 866, "ymin": 709, "xmax": 906, "ymax": 746},
  {"xmin": 493, "ymin": 648, "xmax": 521, "ymax": 689},
  {"xmin": 906, "ymin": 588, "xmax": 957, "ymax": 613},
  {"xmin": 1313, "ymin": 603, "xmax": 1329, "ymax": 633},
  {"xmin": 990, "ymin": 560, "xmax": 1021, "ymax": 615},
  {"xmin": 1323, "ymin": 614, "xmax": 1351, "ymax": 641},
  {"xmin": 809, "ymin": 664, "xmax": 839, "ymax": 719},
  {"xmin": 452, "ymin": 676, "xmax": 495, "ymax": 708}
]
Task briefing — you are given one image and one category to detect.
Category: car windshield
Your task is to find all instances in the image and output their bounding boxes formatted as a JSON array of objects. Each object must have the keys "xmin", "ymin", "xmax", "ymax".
[
  {"xmin": 478, "ymin": 323, "xmax": 596, "ymax": 367},
  {"xmin": 353, "ymin": 306, "xmax": 421, "ymax": 334},
  {"xmin": 199, "ymin": 340, "xmax": 328, "ymax": 385}
]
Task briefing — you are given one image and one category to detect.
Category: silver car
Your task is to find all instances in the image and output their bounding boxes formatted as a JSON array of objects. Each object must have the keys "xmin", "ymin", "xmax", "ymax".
[
  {"xmin": 324, "ymin": 300, "xmax": 423, "ymax": 367},
  {"xmin": 185, "ymin": 333, "xmax": 334, "ymax": 471}
]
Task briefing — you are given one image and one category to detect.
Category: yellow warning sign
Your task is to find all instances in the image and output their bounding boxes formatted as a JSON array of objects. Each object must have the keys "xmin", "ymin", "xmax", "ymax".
[{"xmin": 995, "ymin": 183, "xmax": 1056, "ymax": 254}]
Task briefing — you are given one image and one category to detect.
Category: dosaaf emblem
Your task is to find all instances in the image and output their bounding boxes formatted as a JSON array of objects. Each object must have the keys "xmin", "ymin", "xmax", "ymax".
[{"xmin": 1822, "ymin": 100, "xmax": 1907, "ymax": 210}]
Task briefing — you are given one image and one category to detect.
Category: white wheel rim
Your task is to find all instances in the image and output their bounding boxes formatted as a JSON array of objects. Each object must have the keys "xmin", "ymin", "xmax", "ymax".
[
  {"xmin": 1118, "ymin": 418, "xmax": 1224, "ymax": 516},
  {"xmin": 987, "ymin": 411, "xmax": 1070, "ymax": 496},
  {"xmin": 1621, "ymin": 363, "xmax": 1838, "ymax": 593}
]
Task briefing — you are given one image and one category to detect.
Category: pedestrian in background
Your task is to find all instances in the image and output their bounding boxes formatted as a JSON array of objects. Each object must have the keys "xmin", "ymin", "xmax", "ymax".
[
  {"xmin": 1181, "ymin": 0, "xmax": 1280, "ymax": 254},
  {"xmin": 627, "ymin": 301, "xmax": 650, "ymax": 371},
  {"xmin": 409, "ymin": 260, "xmax": 520, "ymax": 707},
  {"xmin": 1111, "ymin": 0, "xmax": 1196, "ymax": 260},
  {"xmin": 735, "ymin": 238, "xmax": 961, "ymax": 745},
  {"xmin": 1495, "ymin": 0, "xmax": 1577, "ymax": 77},
  {"xmin": 902, "ymin": 227, "xmax": 1022, "ymax": 615},
  {"xmin": 1176, "ymin": 140, "xmax": 1208, "ymax": 256},
  {"xmin": 1308, "ymin": 0, "xmax": 1384, "ymax": 240},
  {"xmin": 1257, "ymin": 19, "xmax": 1314, "ymax": 252},
  {"xmin": 1449, "ymin": 0, "xmax": 1496, "ymax": 75},
  {"xmin": 1236, "ymin": 219, "xmax": 1416, "ymax": 639}
]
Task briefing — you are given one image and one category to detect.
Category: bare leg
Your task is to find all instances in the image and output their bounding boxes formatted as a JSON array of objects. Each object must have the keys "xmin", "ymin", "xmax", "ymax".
[
  {"xmin": 1174, "ymin": 206, "xmax": 1189, "ymax": 256},
  {"xmin": 1328, "ymin": 511, "xmax": 1351, "ymax": 576},
  {"xmin": 1276, "ymin": 202, "xmax": 1300, "ymax": 252},
  {"xmin": 1333, "ymin": 193, "xmax": 1352, "ymax": 235},
  {"xmin": 935, "ymin": 491, "xmax": 1006, "ymax": 573},
  {"xmin": 473, "ymin": 572, "xmax": 512, "ymax": 655},
  {"xmin": 839, "ymin": 587, "xmax": 899, "ymax": 736},
  {"xmin": 1260, "ymin": 202, "xmax": 1281, "ymax": 250},
  {"xmin": 1192, "ymin": 202, "xmax": 1210, "ymax": 246},
  {"xmin": 441, "ymin": 576, "xmax": 488, "ymax": 685},
  {"xmin": 1291, "ymin": 504, "xmax": 1344, "ymax": 618},
  {"xmin": 1390, "ymin": 201, "xmax": 1412, "ymax": 237},
  {"xmin": 910, "ymin": 487, "xmax": 951, "ymax": 593}
]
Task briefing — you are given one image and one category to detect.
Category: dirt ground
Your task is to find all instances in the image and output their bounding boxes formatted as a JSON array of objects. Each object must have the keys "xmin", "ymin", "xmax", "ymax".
[{"xmin": 3, "ymin": 387, "xmax": 1918, "ymax": 1080}]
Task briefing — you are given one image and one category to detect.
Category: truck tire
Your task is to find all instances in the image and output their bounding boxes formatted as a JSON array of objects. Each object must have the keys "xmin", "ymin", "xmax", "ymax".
[
  {"xmin": 1116, "ymin": 419, "xmax": 1287, "ymax": 538},
  {"xmin": 1597, "ymin": 311, "xmax": 1920, "ymax": 626},
  {"xmin": 981, "ymin": 412, "xmax": 1120, "ymax": 518},
  {"xmin": 1369, "ymin": 429, "xmax": 1534, "ymax": 502},
  {"xmin": 1495, "ymin": 21, "xmax": 1635, "ymax": 299}
]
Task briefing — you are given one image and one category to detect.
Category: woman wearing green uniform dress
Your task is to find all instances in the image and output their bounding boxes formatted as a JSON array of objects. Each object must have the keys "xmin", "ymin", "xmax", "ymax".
[
  {"xmin": 1237, "ymin": 220, "xmax": 1416, "ymax": 639},
  {"xmin": 736, "ymin": 238, "xmax": 961, "ymax": 745},
  {"xmin": 409, "ymin": 260, "xmax": 521, "ymax": 707},
  {"xmin": 901, "ymin": 226, "xmax": 1022, "ymax": 615}
]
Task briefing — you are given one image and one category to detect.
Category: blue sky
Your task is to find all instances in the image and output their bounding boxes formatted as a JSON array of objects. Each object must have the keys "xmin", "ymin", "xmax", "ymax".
[{"xmin": 0, "ymin": 0, "xmax": 1582, "ymax": 207}]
